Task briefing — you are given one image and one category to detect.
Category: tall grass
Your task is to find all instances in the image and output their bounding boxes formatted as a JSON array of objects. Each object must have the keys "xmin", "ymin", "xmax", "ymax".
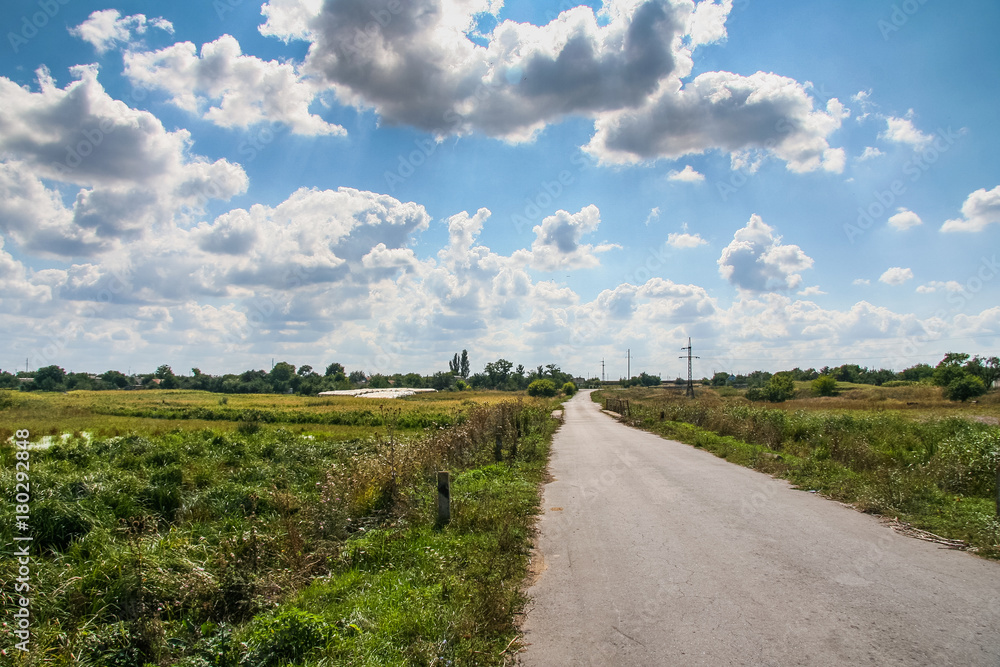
[
  {"xmin": 0, "ymin": 397, "xmax": 557, "ymax": 665},
  {"xmin": 599, "ymin": 389, "xmax": 1000, "ymax": 557}
]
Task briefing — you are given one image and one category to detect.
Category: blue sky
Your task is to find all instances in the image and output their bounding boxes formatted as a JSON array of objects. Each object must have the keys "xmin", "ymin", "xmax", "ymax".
[{"xmin": 1, "ymin": 0, "xmax": 998, "ymax": 380}]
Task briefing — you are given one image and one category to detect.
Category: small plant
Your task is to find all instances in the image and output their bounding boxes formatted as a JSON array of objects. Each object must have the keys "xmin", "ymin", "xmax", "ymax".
[
  {"xmin": 562, "ymin": 382, "xmax": 577, "ymax": 396},
  {"xmin": 241, "ymin": 608, "xmax": 331, "ymax": 667}
]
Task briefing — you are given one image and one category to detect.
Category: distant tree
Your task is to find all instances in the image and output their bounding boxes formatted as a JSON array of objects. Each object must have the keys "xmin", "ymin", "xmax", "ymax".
[
  {"xmin": 297, "ymin": 365, "xmax": 315, "ymax": 377},
  {"xmin": 430, "ymin": 371, "xmax": 455, "ymax": 391},
  {"xmin": 748, "ymin": 373, "xmax": 796, "ymax": 402},
  {"xmin": 965, "ymin": 355, "xmax": 1000, "ymax": 388},
  {"xmin": 812, "ymin": 375, "xmax": 838, "ymax": 397},
  {"xmin": 403, "ymin": 372, "xmax": 424, "ymax": 388},
  {"xmin": 932, "ymin": 353, "xmax": 969, "ymax": 388},
  {"xmin": 0, "ymin": 371, "xmax": 18, "ymax": 389},
  {"xmin": 460, "ymin": 350, "xmax": 470, "ymax": 379},
  {"xmin": 900, "ymin": 363, "xmax": 935, "ymax": 383},
  {"xmin": 711, "ymin": 372, "xmax": 730, "ymax": 387},
  {"xmin": 269, "ymin": 362, "xmax": 296, "ymax": 393},
  {"xmin": 637, "ymin": 372, "xmax": 661, "ymax": 387},
  {"xmin": 155, "ymin": 364, "xmax": 173, "ymax": 379},
  {"xmin": 325, "ymin": 363, "xmax": 346, "ymax": 380},
  {"xmin": 944, "ymin": 375, "xmax": 987, "ymax": 402},
  {"xmin": 34, "ymin": 365, "xmax": 67, "ymax": 391},
  {"xmin": 562, "ymin": 381, "xmax": 577, "ymax": 396},
  {"xmin": 455, "ymin": 379, "xmax": 468, "ymax": 391},
  {"xmin": 484, "ymin": 359, "xmax": 514, "ymax": 389},
  {"xmin": 369, "ymin": 374, "xmax": 391, "ymax": 388},
  {"xmin": 102, "ymin": 370, "xmax": 130, "ymax": 389},
  {"xmin": 527, "ymin": 379, "xmax": 557, "ymax": 397},
  {"xmin": 449, "ymin": 353, "xmax": 460, "ymax": 375},
  {"xmin": 348, "ymin": 370, "xmax": 367, "ymax": 385}
]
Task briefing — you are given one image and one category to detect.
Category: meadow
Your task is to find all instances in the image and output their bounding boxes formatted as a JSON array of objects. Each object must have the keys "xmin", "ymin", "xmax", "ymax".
[
  {"xmin": 0, "ymin": 389, "xmax": 561, "ymax": 666},
  {"xmin": 596, "ymin": 384, "xmax": 1000, "ymax": 557}
]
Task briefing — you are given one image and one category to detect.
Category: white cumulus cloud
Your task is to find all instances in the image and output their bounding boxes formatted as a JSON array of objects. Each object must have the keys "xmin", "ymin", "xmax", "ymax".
[
  {"xmin": 668, "ymin": 165, "xmax": 705, "ymax": 182},
  {"xmin": 125, "ymin": 35, "xmax": 345, "ymax": 136},
  {"xmin": 879, "ymin": 267, "xmax": 914, "ymax": 286},
  {"xmin": 940, "ymin": 186, "xmax": 1000, "ymax": 232},
  {"xmin": 888, "ymin": 208, "xmax": 922, "ymax": 231},
  {"xmin": 70, "ymin": 9, "xmax": 173, "ymax": 53},
  {"xmin": 717, "ymin": 214, "xmax": 814, "ymax": 292}
]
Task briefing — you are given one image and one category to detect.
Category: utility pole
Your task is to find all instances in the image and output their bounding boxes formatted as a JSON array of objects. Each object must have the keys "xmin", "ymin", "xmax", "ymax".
[
  {"xmin": 626, "ymin": 349, "xmax": 631, "ymax": 380},
  {"xmin": 679, "ymin": 337, "xmax": 699, "ymax": 398},
  {"xmin": 601, "ymin": 358, "xmax": 605, "ymax": 382}
]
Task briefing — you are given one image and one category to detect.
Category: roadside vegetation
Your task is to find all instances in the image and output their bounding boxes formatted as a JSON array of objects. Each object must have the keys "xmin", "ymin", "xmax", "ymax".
[
  {"xmin": 0, "ymin": 391, "xmax": 563, "ymax": 665},
  {"xmin": 595, "ymin": 383, "xmax": 1000, "ymax": 558}
]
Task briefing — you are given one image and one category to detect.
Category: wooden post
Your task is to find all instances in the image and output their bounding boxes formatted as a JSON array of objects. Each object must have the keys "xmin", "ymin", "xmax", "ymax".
[{"xmin": 437, "ymin": 471, "xmax": 450, "ymax": 527}]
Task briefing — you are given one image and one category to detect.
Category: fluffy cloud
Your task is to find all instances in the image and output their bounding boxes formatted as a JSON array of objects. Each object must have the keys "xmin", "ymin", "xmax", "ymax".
[
  {"xmin": 940, "ymin": 186, "xmax": 1000, "ymax": 232},
  {"xmin": 667, "ymin": 231, "xmax": 707, "ymax": 248},
  {"xmin": 668, "ymin": 165, "xmax": 705, "ymax": 182},
  {"xmin": 303, "ymin": 0, "xmax": 685, "ymax": 140},
  {"xmin": 70, "ymin": 10, "xmax": 173, "ymax": 53},
  {"xmin": 526, "ymin": 205, "xmax": 617, "ymax": 270},
  {"xmin": 879, "ymin": 267, "xmax": 914, "ymax": 286},
  {"xmin": 586, "ymin": 72, "xmax": 848, "ymax": 172},
  {"xmin": 261, "ymin": 0, "xmax": 843, "ymax": 169},
  {"xmin": 858, "ymin": 146, "xmax": 883, "ymax": 160},
  {"xmin": 881, "ymin": 114, "xmax": 932, "ymax": 148},
  {"xmin": 717, "ymin": 215, "xmax": 814, "ymax": 292},
  {"xmin": 125, "ymin": 35, "xmax": 344, "ymax": 136},
  {"xmin": 0, "ymin": 66, "xmax": 247, "ymax": 256},
  {"xmin": 887, "ymin": 208, "xmax": 922, "ymax": 230},
  {"xmin": 916, "ymin": 280, "xmax": 963, "ymax": 294}
]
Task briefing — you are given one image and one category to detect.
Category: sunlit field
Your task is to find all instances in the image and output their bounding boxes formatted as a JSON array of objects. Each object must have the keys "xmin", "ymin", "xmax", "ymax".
[{"xmin": 0, "ymin": 389, "xmax": 562, "ymax": 666}]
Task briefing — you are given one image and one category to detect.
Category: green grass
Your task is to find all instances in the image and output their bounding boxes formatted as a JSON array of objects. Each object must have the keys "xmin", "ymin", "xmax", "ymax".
[
  {"xmin": 0, "ymin": 392, "xmax": 559, "ymax": 665},
  {"xmin": 596, "ymin": 388, "xmax": 1000, "ymax": 558}
]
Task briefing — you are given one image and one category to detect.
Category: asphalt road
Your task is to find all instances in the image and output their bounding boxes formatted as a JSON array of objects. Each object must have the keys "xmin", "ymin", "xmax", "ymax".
[{"xmin": 519, "ymin": 391, "xmax": 1000, "ymax": 666}]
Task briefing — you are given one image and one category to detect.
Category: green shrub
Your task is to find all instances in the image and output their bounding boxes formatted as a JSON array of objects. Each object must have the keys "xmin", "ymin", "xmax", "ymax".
[
  {"xmin": 747, "ymin": 374, "xmax": 796, "ymax": 402},
  {"xmin": 241, "ymin": 608, "xmax": 330, "ymax": 667},
  {"xmin": 944, "ymin": 375, "xmax": 987, "ymax": 402},
  {"xmin": 562, "ymin": 382, "xmax": 577, "ymax": 396},
  {"xmin": 811, "ymin": 375, "xmax": 838, "ymax": 397},
  {"xmin": 527, "ymin": 379, "xmax": 557, "ymax": 397}
]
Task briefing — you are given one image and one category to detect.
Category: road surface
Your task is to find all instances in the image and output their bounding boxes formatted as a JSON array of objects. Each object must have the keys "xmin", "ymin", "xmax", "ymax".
[{"xmin": 520, "ymin": 391, "xmax": 1000, "ymax": 666}]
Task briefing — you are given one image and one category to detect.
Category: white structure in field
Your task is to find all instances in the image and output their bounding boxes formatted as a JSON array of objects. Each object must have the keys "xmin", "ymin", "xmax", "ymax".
[{"xmin": 317, "ymin": 388, "xmax": 438, "ymax": 399}]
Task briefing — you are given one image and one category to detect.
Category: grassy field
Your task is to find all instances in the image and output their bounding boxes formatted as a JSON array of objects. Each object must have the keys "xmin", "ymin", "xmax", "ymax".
[
  {"xmin": 0, "ymin": 389, "xmax": 515, "ymax": 443},
  {"xmin": 0, "ymin": 389, "xmax": 561, "ymax": 665},
  {"xmin": 595, "ymin": 385, "xmax": 1000, "ymax": 558}
]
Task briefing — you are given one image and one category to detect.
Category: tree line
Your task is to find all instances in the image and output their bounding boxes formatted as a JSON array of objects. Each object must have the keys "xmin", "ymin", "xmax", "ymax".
[{"xmin": 1, "ymin": 349, "xmax": 582, "ymax": 395}]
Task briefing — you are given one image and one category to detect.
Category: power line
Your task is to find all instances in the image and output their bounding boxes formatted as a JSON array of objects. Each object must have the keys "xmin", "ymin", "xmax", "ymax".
[{"xmin": 679, "ymin": 338, "xmax": 699, "ymax": 398}]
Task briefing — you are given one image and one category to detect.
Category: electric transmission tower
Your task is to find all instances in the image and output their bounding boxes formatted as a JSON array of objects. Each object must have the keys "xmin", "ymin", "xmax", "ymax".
[{"xmin": 679, "ymin": 337, "xmax": 699, "ymax": 398}]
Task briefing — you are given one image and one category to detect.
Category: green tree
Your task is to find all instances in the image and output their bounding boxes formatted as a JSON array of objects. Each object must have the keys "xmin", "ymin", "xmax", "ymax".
[
  {"xmin": 460, "ymin": 350, "xmax": 470, "ymax": 379},
  {"xmin": 944, "ymin": 375, "xmax": 987, "ymax": 401},
  {"xmin": 325, "ymin": 363, "xmax": 346, "ymax": 380},
  {"xmin": 484, "ymin": 359, "xmax": 514, "ymax": 389},
  {"xmin": 101, "ymin": 370, "xmax": 130, "ymax": 388},
  {"xmin": 811, "ymin": 375, "xmax": 838, "ymax": 397},
  {"xmin": 711, "ymin": 372, "xmax": 730, "ymax": 387},
  {"xmin": 448, "ymin": 353, "xmax": 461, "ymax": 375},
  {"xmin": 527, "ymin": 379, "xmax": 557, "ymax": 397},
  {"xmin": 932, "ymin": 353, "xmax": 970, "ymax": 388},
  {"xmin": 562, "ymin": 381, "xmax": 577, "ymax": 396},
  {"xmin": 34, "ymin": 365, "xmax": 67, "ymax": 391},
  {"xmin": 748, "ymin": 373, "xmax": 796, "ymax": 402},
  {"xmin": 348, "ymin": 370, "xmax": 367, "ymax": 385}
]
